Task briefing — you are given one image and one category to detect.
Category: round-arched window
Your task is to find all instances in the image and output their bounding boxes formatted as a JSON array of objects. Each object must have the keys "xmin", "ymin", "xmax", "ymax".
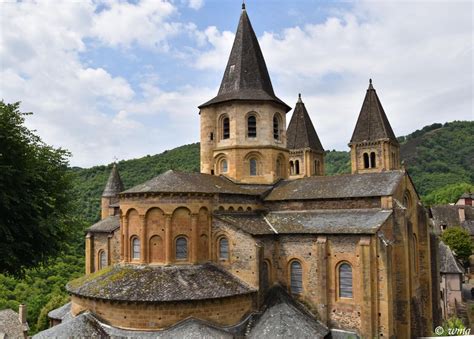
[
  {"xmin": 248, "ymin": 115, "xmax": 257, "ymax": 138},
  {"xmin": 99, "ymin": 250, "xmax": 107, "ymax": 269},
  {"xmin": 290, "ymin": 260, "xmax": 303, "ymax": 294},
  {"xmin": 176, "ymin": 237, "xmax": 188, "ymax": 260},
  {"xmin": 221, "ymin": 159, "xmax": 228, "ymax": 173},
  {"xmin": 249, "ymin": 158, "xmax": 258, "ymax": 176},
  {"xmin": 131, "ymin": 237, "xmax": 140, "ymax": 260},
  {"xmin": 219, "ymin": 237, "xmax": 229, "ymax": 260},
  {"xmin": 339, "ymin": 263, "xmax": 353, "ymax": 298}
]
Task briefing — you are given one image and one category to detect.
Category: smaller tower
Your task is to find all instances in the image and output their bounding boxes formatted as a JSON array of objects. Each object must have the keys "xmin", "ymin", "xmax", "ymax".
[
  {"xmin": 287, "ymin": 94, "xmax": 325, "ymax": 178},
  {"xmin": 349, "ymin": 79, "xmax": 400, "ymax": 174},
  {"xmin": 101, "ymin": 163, "xmax": 124, "ymax": 219}
]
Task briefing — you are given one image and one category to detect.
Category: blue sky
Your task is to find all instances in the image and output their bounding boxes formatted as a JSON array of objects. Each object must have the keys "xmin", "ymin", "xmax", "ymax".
[{"xmin": 1, "ymin": 0, "xmax": 472, "ymax": 167}]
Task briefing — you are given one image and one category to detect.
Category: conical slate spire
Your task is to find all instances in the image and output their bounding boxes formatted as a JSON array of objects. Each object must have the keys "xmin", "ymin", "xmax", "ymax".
[
  {"xmin": 287, "ymin": 94, "xmax": 324, "ymax": 151},
  {"xmin": 199, "ymin": 6, "xmax": 290, "ymax": 111},
  {"xmin": 350, "ymin": 79, "xmax": 398, "ymax": 144},
  {"xmin": 102, "ymin": 163, "xmax": 124, "ymax": 197}
]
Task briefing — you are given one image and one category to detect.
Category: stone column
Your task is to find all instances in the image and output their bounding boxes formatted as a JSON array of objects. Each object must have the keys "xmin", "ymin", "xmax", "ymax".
[
  {"xmin": 191, "ymin": 214, "xmax": 199, "ymax": 263},
  {"xmin": 164, "ymin": 214, "xmax": 172, "ymax": 264},
  {"xmin": 360, "ymin": 236, "xmax": 376, "ymax": 337},
  {"xmin": 140, "ymin": 215, "xmax": 147, "ymax": 264},
  {"xmin": 85, "ymin": 233, "xmax": 93, "ymax": 274},
  {"xmin": 123, "ymin": 217, "xmax": 129, "ymax": 262},
  {"xmin": 316, "ymin": 236, "xmax": 328, "ymax": 325}
]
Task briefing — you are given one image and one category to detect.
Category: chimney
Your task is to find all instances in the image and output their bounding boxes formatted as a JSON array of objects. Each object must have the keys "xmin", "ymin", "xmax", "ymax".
[
  {"xmin": 19, "ymin": 304, "xmax": 27, "ymax": 324},
  {"xmin": 458, "ymin": 207, "xmax": 466, "ymax": 223}
]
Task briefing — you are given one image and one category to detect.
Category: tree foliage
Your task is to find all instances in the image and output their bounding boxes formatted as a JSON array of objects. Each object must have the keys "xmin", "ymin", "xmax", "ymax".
[
  {"xmin": 424, "ymin": 182, "xmax": 474, "ymax": 206},
  {"xmin": 441, "ymin": 227, "xmax": 473, "ymax": 265},
  {"xmin": 0, "ymin": 101, "xmax": 74, "ymax": 275}
]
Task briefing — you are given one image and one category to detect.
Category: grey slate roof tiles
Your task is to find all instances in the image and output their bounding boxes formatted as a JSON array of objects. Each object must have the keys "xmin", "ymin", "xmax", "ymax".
[
  {"xmin": 67, "ymin": 263, "xmax": 256, "ymax": 302},
  {"xmin": 287, "ymin": 94, "xmax": 324, "ymax": 151},
  {"xmin": 265, "ymin": 170, "xmax": 404, "ymax": 201},
  {"xmin": 33, "ymin": 312, "xmax": 107, "ymax": 339},
  {"xmin": 350, "ymin": 80, "xmax": 398, "ymax": 144},
  {"xmin": 0, "ymin": 309, "xmax": 25, "ymax": 338},
  {"xmin": 102, "ymin": 163, "xmax": 124, "ymax": 197},
  {"xmin": 248, "ymin": 287, "xmax": 328, "ymax": 338},
  {"xmin": 123, "ymin": 170, "xmax": 261, "ymax": 196},
  {"xmin": 215, "ymin": 209, "xmax": 392, "ymax": 235},
  {"xmin": 86, "ymin": 215, "xmax": 120, "ymax": 233},
  {"xmin": 199, "ymin": 7, "xmax": 290, "ymax": 111},
  {"xmin": 439, "ymin": 241, "xmax": 464, "ymax": 274},
  {"xmin": 47, "ymin": 302, "xmax": 71, "ymax": 321}
]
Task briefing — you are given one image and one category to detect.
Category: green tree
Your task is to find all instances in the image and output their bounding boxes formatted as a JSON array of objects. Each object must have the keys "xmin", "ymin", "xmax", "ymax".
[
  {"xmin": 0, "ymin": 101, "xmax": 74, "ymax": 275},
  {"xmin": 35, "ymin": 293, "xmax": 69, "ymax": 331},
  {"xmin": 424, "ymin": 182, "xmax": 474, "ymax": 206},
  {"xmin": 441, "ymin": 227, "xmax": 473, "ymax": 265}
]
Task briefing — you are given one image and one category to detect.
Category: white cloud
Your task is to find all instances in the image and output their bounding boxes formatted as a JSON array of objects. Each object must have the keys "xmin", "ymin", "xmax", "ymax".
[
  {"xmin": 195, "ymin": 1, "xmax": 472, "ymax": 151},
  {"xmin": 187, "ymin": 0, "xmax": 204, "ymax": 10}
]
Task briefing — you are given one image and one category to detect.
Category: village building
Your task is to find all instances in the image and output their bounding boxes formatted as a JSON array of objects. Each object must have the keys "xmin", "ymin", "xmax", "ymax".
[
  {"xmin": 0, "ymin": 305, "xmax": 28, "ymax": 339},
  {"xmin": 438, "ymin": 241, "xmax": 464, "ymax": 319},
  {"xmin": 37, "ymin": 4, "xmax": 437, "ymax": 338}
]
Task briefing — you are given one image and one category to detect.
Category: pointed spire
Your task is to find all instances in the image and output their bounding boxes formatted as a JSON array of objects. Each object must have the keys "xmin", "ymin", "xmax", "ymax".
[
  {"xmin": 242, "ymin": 0, "xmax": 245, "ymax": 10},
  {"xmin": 287, "ymin": 94, "xmax": 324, "ymax": 151},
  {"xmin": 102, "ymin": 163, "xmax": 124, "ymax": 197},
  {"xmin": 350, "ymin": 80, "xmax": 398, "ymax": 144},
  {"xmin": 199, "ymin": 4, "xmax": 290, "ymax": 112}
]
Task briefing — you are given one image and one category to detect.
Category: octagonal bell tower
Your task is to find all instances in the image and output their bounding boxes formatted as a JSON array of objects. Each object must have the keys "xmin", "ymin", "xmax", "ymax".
[{"xmin": 199, "ymin": 4, "xmax": 291, "ymax": 184}]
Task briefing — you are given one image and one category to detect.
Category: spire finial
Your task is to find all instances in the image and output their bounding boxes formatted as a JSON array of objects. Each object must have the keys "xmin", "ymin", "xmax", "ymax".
[
  {"xmin": 297, "ymin": 93, "xmax": 302, "ymax": 103},
  {"xmin": 242, "ymin": 0, "xmax": 245, "ymax": 10},
  {"xmin": 368, "ymin": 78, "xmax": 374, "ymax": 90}
]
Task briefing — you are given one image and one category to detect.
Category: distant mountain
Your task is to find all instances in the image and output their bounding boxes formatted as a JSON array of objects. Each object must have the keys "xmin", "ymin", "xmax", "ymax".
[{"xmin": 71, "ymin": 121, "xmax": 473, "ymax": 223}]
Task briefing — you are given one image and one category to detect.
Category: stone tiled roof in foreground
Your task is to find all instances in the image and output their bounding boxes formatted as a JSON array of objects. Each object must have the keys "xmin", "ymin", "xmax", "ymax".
[
  {"xmin": 86, "ymin": 215, "xmax": 120, "ymax": 233},
  {"xmin": 67, "ymin": 263, "xmax": 255, "ymax": 302},
  {"xmin": 248, "ymin": 287, "xmax": 328, "ymax": 338},
  {"xmin": 48, "ymin": 302, "xmax": 71, "ymax": 320},
  {"xmin": 439, "ymin": 241, "xmax": 464, "ymax": 274},
  {"xmin": 215, "ymin": 209, "xmax": 392, "ymax": 235},
  {"xmin": 265, "ymin": 170, "xmax": 404, "ymax": 201},
  {"xmin": 122, "ymin": 170, "xmax": 260, "ymax": 196},
  {"xmin": 33, "ymin": 312, "xmax": 108, "ymax": 339},
  {"xmin": 0, "ymin": 309, "xmax": 25, "ymax": 338}
]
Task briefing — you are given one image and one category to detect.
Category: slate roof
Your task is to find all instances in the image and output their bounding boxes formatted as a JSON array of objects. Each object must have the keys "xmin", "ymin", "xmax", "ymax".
[
  {"xmin": 67, "ymin": 263, "xmax": 256, "ymax": 302},
  {"xmin": 0, "ymin": 309, "xmax": 25, "ymax": 338},
  {"xmin": 460, "ymin": 192, "xmax": 474, "ymax": 199},
  {"xmin": 287, "ymin": 94, "xmax": 324, "ymax": 151},
  {"xmin": 215, "ymin": 209, "xmax": 392, "ymax": 235},
  {"xmin": 102, "ymin": 163, "xmax": 124, "ymax": 197},
  {"xmin": 48, "ymin": 302, "xmax": 71, "ymax": 321},
  {"xmin": 199, "ymin": 6, "xmax": 290, "ymax": 112},
  {"xmin": 33, "ymin": 312, "xmax": 107, "ymax": 339},
  {"xmin": 248, "ymin": 287, "xmax": 328, "ymax": 338},
  {"xmin": 122, "ymin": 170, "xmax": 260, "ymax": 196},
  {"xmin": 431, "ymin": 205, "xmax": 474, "ymax": 229},
  {"xmin": 86, "ymin": 216, "xmax": 120, "ymax": 234},
  {"xmin": 350, "ymin": 80, "xmax": 398, "ymax": 144},
  {"xmin": 439, "ymin": 241, "xmax": 464, "ymax": 274},
  {"xmin": 265, "ymin": 170, "xmax": 404, "ymax": 201}
]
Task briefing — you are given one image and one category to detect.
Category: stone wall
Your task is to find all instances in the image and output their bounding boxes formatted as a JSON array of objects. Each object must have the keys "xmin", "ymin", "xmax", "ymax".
[{"xmin": 71, "ymin": 293, "xmax": 255, "ymax": 330}]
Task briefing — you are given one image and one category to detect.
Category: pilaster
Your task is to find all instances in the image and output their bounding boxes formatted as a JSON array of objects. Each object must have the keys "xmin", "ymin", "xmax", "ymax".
[{"xmin": 165, "ymin": 214, "xmax": 172, "ymax": 264}]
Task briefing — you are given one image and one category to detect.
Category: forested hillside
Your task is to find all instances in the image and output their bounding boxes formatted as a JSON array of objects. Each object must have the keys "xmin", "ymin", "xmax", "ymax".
[{"xmin": 1, "ymin": 121, "xmax": 472, "ymax": 334}]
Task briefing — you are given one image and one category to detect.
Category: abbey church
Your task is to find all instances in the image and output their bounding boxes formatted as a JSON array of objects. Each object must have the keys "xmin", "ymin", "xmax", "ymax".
[{"xmin": 37, "ymin": 4, "xmax": 437, "ymax": 338}]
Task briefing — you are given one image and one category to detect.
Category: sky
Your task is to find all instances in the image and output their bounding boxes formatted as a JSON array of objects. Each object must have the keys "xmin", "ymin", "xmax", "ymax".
[{"xmin": 1, "ymin": 0, "xmax": 472, "ymax": 168}]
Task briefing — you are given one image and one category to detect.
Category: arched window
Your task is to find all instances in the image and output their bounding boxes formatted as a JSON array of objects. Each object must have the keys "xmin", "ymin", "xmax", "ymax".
[
  {"xmin": 131, "ymin": 237, "xmax": 140, "ymax": 260},
  {"xmin": 363, "ymin": 153, "xmax": 370, "ymax": 168},
  {"xmin": 339, "ymin": 263, "xmax": 353, "ymax": 298},
  {"xmin": 290, "ymin": 161, "xmax": 294, "ymax": 175},
  {"xmin": 276, "ymin": 158, "xmax": 281, "ymax": 177},
  {"xmin": 295, "ymin": 160, "xmax": 300, "ymax": 175},
  {"xmin": 221, "ymin": 159, "xmax": 228, "ymax": 173},
  {"xmin": 273, "ymin": 114, "xmax": 281, "ymax": 140},
  {"xmin": 247, "ymin": 115, "xmax": 257, "ymax": 138},
  {"xmin": 412, "ymin": 234, "xmax": 419, "ymax": 273},
  {"xmin": 99, "ymin": 250, "xmax": 107, "ymax": 269},
  {"xmin": 223, "ymin": 117, "xmax": 230, "ymax": 139},
  {"xmin": 249, "ymin": 158, "xmax": 258, "ymax": 176},
  {"xmin": 176, "ymin": 237, "xmax": 188, "ymax": 260},
  {"xmin": 370, "ymin": 152, "xmax": 376, "ymax": 168},
  {"xmin": 290, "ymin": 260, "xmax": 303, "ymax": 294},
  {"xmin": 219, "ymin": 237, "xmax": 229, "ymax": 260}
]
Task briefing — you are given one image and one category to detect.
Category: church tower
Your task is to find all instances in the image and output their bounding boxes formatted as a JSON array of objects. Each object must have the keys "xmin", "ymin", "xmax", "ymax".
[
  {"xmin": 349, "ymin": 80, "xmax": 400, "ymax": 174},
  {"xmin": 101, "ymin": 163, "xmax": 124, "ymax": 219},
  {"xmin": 287, "ymin": 94, "xmax": 325, "ymax": 178},
  {"xmin": 199, "ymin": 4, "xmax": 291, "ymax": 184}
]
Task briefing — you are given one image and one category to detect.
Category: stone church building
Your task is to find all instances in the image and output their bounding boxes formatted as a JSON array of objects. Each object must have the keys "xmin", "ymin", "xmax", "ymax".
[{"xmin": 38, "ymin": 4, "xmax": 436, "ymax": 338}]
